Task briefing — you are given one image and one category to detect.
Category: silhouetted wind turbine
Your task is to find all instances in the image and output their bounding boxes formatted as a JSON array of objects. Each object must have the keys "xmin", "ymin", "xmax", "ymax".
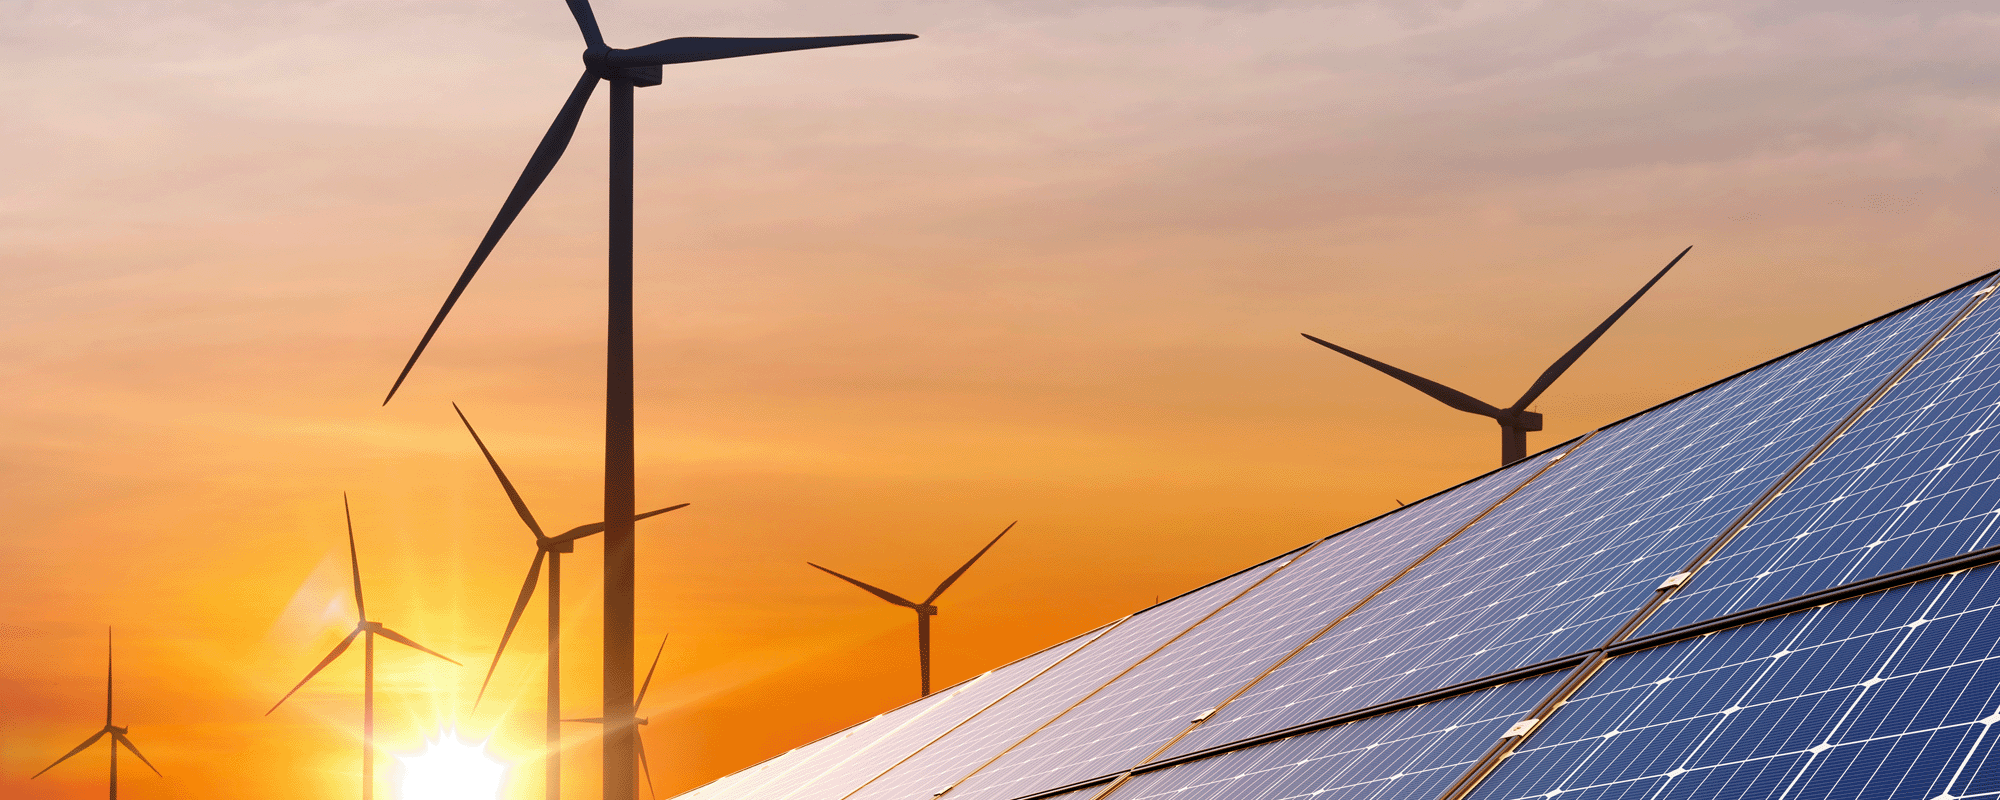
[
  {"xmin": 456, "ymin": 404, "xmax": 687, "ymax": 800},
  {"xmin": 267, "ymin": 495, "xmax": 459, "ymax": 800},
  {"xmin": 1304, "ymin": 246, "xmax": 1691, "ymax": 465},
  {"xmin": 810, "ymin": 522, "xmax": 1014, "ymax": 697},
  {"xmin": 33, "ymin": 628, "xmax": 161, "ymax": 798},
  {"xmin": 566, "ymin": 634, "xmax": 671, "ymax": 800},
  {"xmin": 378, "ymin": 3, "xmax": 913, "ymax": 794}
]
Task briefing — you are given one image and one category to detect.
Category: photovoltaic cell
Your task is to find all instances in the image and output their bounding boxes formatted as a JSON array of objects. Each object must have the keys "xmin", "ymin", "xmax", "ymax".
[
  {"xmin": 724, "ymin": 626, "xmax": 1113, "ymax": 800},
  {"xmin": 1469, "ymin": 561, "xmax": 2000, "ymax": 800},
  {"xmin": 1097, "ymin": 670, "xmax": 1570, "ymax": 800},
  {"xmin": 933, "ymin": 448, "xmax": 1568, "ymax": 800},
  {"xmin": 1648, "ymin": 282, "xmax": 2000, "ymax": 634},
  {"xmin": 841, "ymin": 549, "xmax": 1305, "ymax": 800},
  {"xmin": 1167, "ymin": 283, "xmax": 1978, "ymax": 759}
]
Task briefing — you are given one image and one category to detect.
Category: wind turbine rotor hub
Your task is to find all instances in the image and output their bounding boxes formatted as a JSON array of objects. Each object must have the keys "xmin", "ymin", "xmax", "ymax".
[
  {"xmin": 918, "ymin": 604, "xmax": 939, "ymax": 616},
  {"xmin": 359, "ymin": 620, "xmax": 384, "ymax": 632},
  {"xmin": 543, "ymin": 539, "xmax": 577, "ymax": 554},
  {"xmin": 108, "ymin": 725, "xmax": 128, "ymax": 735}
]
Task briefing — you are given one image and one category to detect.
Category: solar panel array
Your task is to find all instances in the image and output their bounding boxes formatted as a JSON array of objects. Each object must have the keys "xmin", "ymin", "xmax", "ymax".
[{"xmin": 669, "ymin": 272, "xmax": 2000, "ymax": 800}]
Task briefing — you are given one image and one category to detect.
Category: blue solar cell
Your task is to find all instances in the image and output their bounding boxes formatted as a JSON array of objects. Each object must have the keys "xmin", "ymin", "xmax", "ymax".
[
  {"xmin": 842, "ymin": 549, "xmax": 1306, "ymax": 800},
  {"xmin": 1468, "ymin": 560, "xmax": 2000, "ymax": 800},
  {"xmin": 1645, "ymin": 282, "xmax": 2000, "ymax": 634},
  {"xmin": 934, "ymin": 448, "xmax": 1570, "ymax": 800},
  {"xmin": 700, "ymin": 626, "xmax": 1114, "ymax": 800},
  {"xmin": 1096, "ymin": 670, "xmax": 1570, "ymax": 800},
  {"xmin": 1165, "ymin": 282, "xmax": 1979, "ymax": 759}
]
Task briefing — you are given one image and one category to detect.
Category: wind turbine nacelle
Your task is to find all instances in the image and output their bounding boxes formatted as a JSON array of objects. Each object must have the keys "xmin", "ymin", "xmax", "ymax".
[
  {"xmin": 107, "ymin": 725, "xmax": 128, "ymax": 735},
  {"xmin": 582, "ymin": 49, "xmax": 664, "ymax": 87},
  {"xmin": 917, "ymin": 604, "xmax": 940, "ymax": 617},
  {"xmin": 1501, "ymin": 411, "xmax": 1544, "ymax": 432}
]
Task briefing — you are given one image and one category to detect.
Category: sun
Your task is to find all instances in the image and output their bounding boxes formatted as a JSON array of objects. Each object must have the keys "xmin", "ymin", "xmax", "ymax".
[{"xmin": 398, "ymin": 731, "xmax": 507, "ymax": 800}]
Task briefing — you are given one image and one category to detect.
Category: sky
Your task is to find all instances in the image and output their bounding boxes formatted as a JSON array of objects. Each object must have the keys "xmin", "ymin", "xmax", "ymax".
[{"xmin": 2, "ymin": 0, "xmax": 1999, "ymax": 798}]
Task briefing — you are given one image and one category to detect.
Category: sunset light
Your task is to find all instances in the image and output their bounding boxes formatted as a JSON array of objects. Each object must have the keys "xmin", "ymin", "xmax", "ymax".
[{"xmin": 398, "ymin": 733, "xmax": 505, "ymax": 800}]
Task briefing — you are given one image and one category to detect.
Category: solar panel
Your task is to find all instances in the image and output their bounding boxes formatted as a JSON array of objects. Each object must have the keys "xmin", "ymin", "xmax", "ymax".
[
  {"xmin": 842, "ymin": 549, "xmax": 1306, "ymax": 800},
  {"xmin": 1648, "ymin": 281, "xmax": 2000, "ymax": 634},
  {"xmin": 930, "ymin": 448, "xmax": 1570, "ymax": 800},
  {"xmin": 1468, "ymin": 561, "xmax": 2000, "ymax": 800},
  {"xmin": 693, "ymin": 626, "xmax": 1113, "ymax": 800},
  {"xmin": 1096, "ymin": 670, "xmax": 1571, "ymax": 800},
  {"xmin": 1164, "ymin": 282, "xmax": 1980, "ymax": 759},
  {"xmin": 672, "ymin": 272, "xmax": 2000, "ymax": 800}
]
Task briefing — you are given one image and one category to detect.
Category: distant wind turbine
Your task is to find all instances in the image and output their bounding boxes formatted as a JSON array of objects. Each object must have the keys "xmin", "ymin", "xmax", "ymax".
[
  {"xmin": 267, "ymin": 495, "xmax": 460, "ymax": 800},
  {"xmin": 377, "ymin": 4, "xmax": 915, "ymax": 792},
  {"xmin": 1304, "ymin": 246, "xmax": 1691, "ymax": 465},
  {"xmin": 566, "ymin": 634, "xmax": 671, "ymax": 800},
  {"xmin": 33, "ymin": 628, "xmax": 161, "ymax": 798},
  {"xmin": 810, "ymin": 522, "xmax": 1015, "ymax": 697},
  {"xmin": 455, "ymin": 404, "xmax": 687, "ymax": 800}
]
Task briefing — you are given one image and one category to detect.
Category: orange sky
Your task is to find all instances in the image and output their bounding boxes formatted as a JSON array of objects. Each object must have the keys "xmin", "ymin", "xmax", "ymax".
[{"xmin": 4, "ymin": 1, "xmax": 2000, "ymax": 798}]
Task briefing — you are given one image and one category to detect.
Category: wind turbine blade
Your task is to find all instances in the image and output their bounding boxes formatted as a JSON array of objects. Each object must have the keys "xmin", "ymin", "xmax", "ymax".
[
  {"xmin": 1301, "ymin": 333, "xmax": 1504, "ymax": 418},
  {"xmin": 563, "ymin": 0, "xmax": 605, "ymax": 50},
  {"xmin": 549, "ymin": 503, "xmax": 690, "ymax": 544},
  {"xmin": 808, "ymin": 562, "xmax": 919, "ymax": 608},
  {"xmin": 638, "ymin": 734, "xmax": 657, "ymax": 799},
  {"xmin": 927, "ymin": 521, "xmax": 1014, "ymax": 603},
  {"xmin": 344, "ymin": 494, "xmax": 366, "ymax": 621},
  {"xmin": 1509, "ymin": 245, "xmax": 1690, "ymax": 412},
  {"xmin": 453, "ymin": 403, "xmax": 548, "ymax": 540},
  {"xmin": 383, "ymin": 72, "xmax": 599, "ymax": 404},
  {"xmin": 610, "ymin": 34, "xmax": 916, "ymax": 68},
  {"xmin": 475, "ymin": 550, "xmax": 547, "ymax": 709},
  {"xmin": 30, "ymin": 730, "xmax": 106, "ymax": 778},
  {"xmin": 634, "ymin": 634, "xmax": 668, "ymax": 708},
  {"xmin": 112, "ymin": 732, "xmax": 162, "ymax": 777},
  {"xmin": 267, "ymin": 629, "xmax": 361, "ymax": 715},
  {"xmin": 373, "ymin": 625, "xmax": 462, "ymax": 666}
]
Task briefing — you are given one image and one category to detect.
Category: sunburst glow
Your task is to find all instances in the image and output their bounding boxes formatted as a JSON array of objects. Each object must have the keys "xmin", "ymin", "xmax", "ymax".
[{"xmin": 398, "ymin": 732, "xmax": 506, "ymax": 800}]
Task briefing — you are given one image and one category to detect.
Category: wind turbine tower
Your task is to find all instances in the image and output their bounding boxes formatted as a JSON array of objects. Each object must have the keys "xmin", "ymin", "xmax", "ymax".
[
  {"xmin": 267, "ymin": 495, "xmax": 459, "ymax": 800},
  {"xmin": 811, "ymin": 522, "xmax": 1015, "ymax": 697},
  {"xmin": 379, "ymin": 4, "xmax": 915, "ymax": 794},
  {"xmin": 1304, "ymin": 246, "xmax": 1690, "ymax": 465}
]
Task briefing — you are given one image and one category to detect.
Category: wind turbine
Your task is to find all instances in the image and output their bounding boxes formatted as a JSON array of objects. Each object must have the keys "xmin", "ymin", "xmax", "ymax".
[
  {"xmin": 456, "ymin": 404, "xmax": 688, "ymax": 800},
  {"xmin": 32, "ymin": 628, "xmax": 161, "ymax": 798},
  {"xmin": 267, "ymin": 495, "xmax": 460, "ymax": 800},
  {"xmin": 1304, "ymin": 246, "xmax": 1691, "ymax": 466},
  {"xmin": 810, "ymin": 522, "xmax": 1014, "ymax": 697},
  {"xmin": 566, "ymin": 634, "xmax": 671, "ymax": 800},
  {"xmin": 378, "ymin": 3, "xmax": 914, "ymax": 794}
]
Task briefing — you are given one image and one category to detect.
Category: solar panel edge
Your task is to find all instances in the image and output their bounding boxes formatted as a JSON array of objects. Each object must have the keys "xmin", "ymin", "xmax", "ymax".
[{"xmin": 1428, "ymin": 276, "xmax": 2000, "ymax": 800}]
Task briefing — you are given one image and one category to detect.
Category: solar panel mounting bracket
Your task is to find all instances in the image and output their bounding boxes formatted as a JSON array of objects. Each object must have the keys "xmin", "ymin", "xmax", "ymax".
[
  {"xmin": 1658, "ymin": 572, "xmax": 1692, "ymax": 591},
  {"xmin": 1503, "ymin": 718, "xmax": 1540, "ymax": 739},
  {"xmin": 1191, "ymin": 707, "xmax": 1217, "ymax": 724}
]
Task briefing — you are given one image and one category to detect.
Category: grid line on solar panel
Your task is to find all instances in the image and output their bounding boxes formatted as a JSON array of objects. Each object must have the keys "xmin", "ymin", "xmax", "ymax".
[
  {"xmin": 839, "ymin": 549, "xmax": 1307, "ymax": 800},
  {"xmin": 1464, "ymin": 559, "xmax": 2000, "ymax": 800},
  {"xmin": 1647, "ymin": 280, "xmax": 2000, "ymax": 635},
  {"xmin": 729, "ymin": 626, "xmax": 1116, "ymax": 800},
  {"xmin": 924, "ymin": 446, "xmax": 1580, "ymax": 800},
  {"xmin": 1158, "ymin": 282, "xmax": 1984, "ymax": 762},
  {"xmin": 1081, "ymin": 670, "xmax": 1571, "ymax": 800}
]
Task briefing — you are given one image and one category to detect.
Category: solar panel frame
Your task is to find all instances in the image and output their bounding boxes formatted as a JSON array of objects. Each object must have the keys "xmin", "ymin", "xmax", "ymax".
[
  {"xmin": 1161, "ymin": 281, "xmax": 1986, "ymax": 761},
  {"xmin": 925, "ymin": 445, "xmax": 1578, "ymax": 800}
]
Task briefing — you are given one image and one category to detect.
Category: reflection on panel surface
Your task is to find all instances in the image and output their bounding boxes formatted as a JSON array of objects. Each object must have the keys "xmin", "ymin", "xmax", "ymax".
[
  {"xmin": 1651, "ymin": 282, "xmax": 2000, "ymax": 633},
  {"xmin": 1472, "ymin": 563, "xmax": 2000, "ymax": 800},
  {"xmin": 732, "ymin": 626, "xmax": 1108, "ymax": 800},
  {"xmin": 843, "ymin": 550, "xmax": 1303, "ymax": 800},
  {"xmin": 1172, "ymin": 283, "xmax": 1973, "ymax": 758},
  {"xmin": 937, "ymin": 448, "xmax": 1563, "ymax": 800},
  {"xmin": 1100, "ymin": 671, "xmax": 1568, "ymax": 800}
]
